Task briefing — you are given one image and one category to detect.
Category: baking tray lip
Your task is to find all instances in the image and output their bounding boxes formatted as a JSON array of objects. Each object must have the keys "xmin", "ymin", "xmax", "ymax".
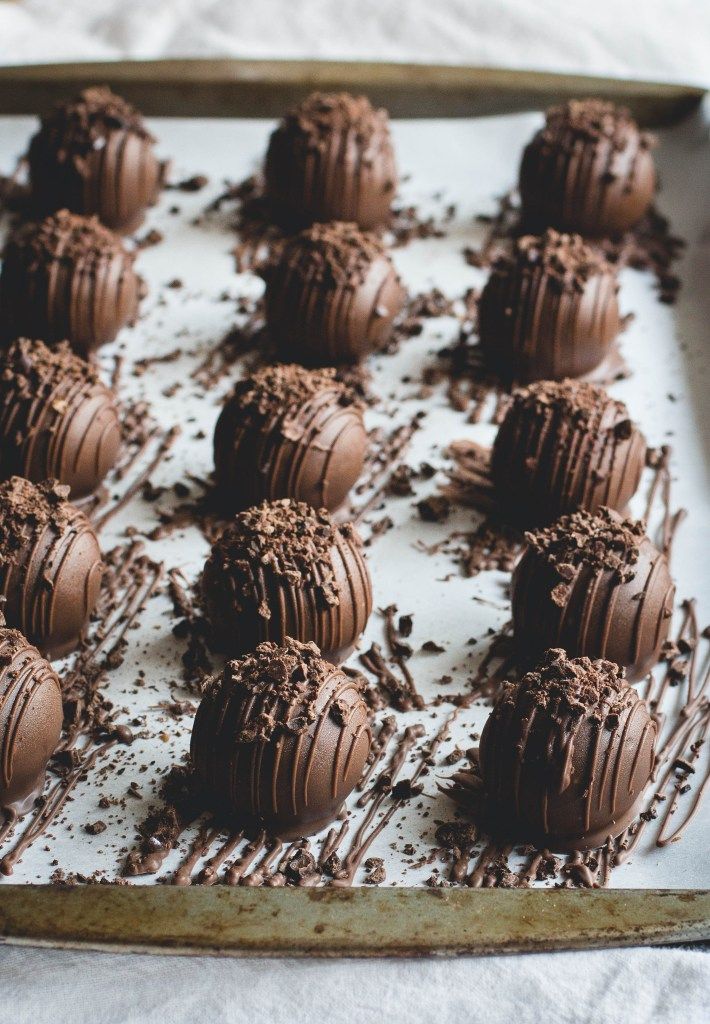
[
  {"xmin": 0, "ymin": 57, "xmax": 703, "ymax": 124},
  {"xmin": 0, "ymin": 886, "xmax": 708, "ymax": 959}
]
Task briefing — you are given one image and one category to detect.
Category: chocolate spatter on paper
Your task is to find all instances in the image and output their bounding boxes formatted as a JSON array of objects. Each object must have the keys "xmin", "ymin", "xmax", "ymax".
[
  {"xmin": 491, "ymin": 379, "xmax": 646, "ymax": 526},
  {"xmin": 262, "ymin": 221, "xmax": 405, "ymax": 365},
  {"xmin": 27, "ymin": 86, "xmax": 167, "ymax": 233},
  {"xmin": 0, "ymin": 210, "xmax": 142, "ymax": 357},
  {"xmin": 0, "ymin": 477, "xmax": 103, "ymax": 657},
  {"xmin": 214, "ymin": 363, "xmax": 368, "ymax": 512},
  {"xmin": 0, "ymin": 621, "xmax": 62, "ymax": 819},
  {"xmin": 265, "ymin": 92, "xmax": 397, "ymax": 230},
  {"xmin": 478, "ymin": 230, "xmax": 622, "ymax": 383},
  {"xmin": 479, "ymin": 649, "xmax": 657, "ymax": 851},
  {"xmin": 191, "ymin": 638, "xmax": 372, "ymax": 839},
  {"xmin": 0, "ymin": 338, "xmax": 121, "ymax": 498},
  {"xmin": 519, "ymin": 100, "xmax": 656, "ymax": 237},
  {"xmin": 513, "ymin": 507, "xmax": 675, "ymax": 680},
  {"xmin": 201, "ymin": 499, "xmax": 372, "ymax": 662}
]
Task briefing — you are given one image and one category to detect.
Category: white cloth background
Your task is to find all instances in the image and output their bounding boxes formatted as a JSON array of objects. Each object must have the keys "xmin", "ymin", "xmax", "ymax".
[{"xmin": 0, "ymin": 2, "xmax": 708, "ymax": 1022}]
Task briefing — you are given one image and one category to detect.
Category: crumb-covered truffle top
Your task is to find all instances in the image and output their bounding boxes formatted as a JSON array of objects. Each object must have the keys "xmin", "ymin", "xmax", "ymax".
[
  {"xmin": 227, "ymin": 363, "xmax": 360, "ymax": 427},
  {"xmin": 1, "ymin": 337, "xmax": 100, "ymax": 392},
  {"xmin": 0, "ymin": 477, "xmax": 75, "ymax": 556},
  {"xmin": 490, "ymin": 229, "xmax": 617, "ymax": 293},
  {"xmin": 277, "ymin": 92, "xmax": 389, "ymax": 147},
  {"xmin": 203, "ymin": 638, "xmax": 342, "ymax": 743},
  {"xmin": 31, "ymin": 85, "xmax": 154, "ymax": 161},
  {"xmin": 264, "ymin": 221, "xmax": 389, "ymax": 292},
  {"xmin": 5, "ymin": 209, "xmax": 132, "ymax": 267},
  {"xmin": 498, "ymin": 648, "xmax": 632, "ymax": 719},
  {"xmin": 506, "ymin": 378, "xmax": 631, "ymax": 429},
  {"xmin": 541, "ymin": 99, "xmax": 654, "ymax": 151}
]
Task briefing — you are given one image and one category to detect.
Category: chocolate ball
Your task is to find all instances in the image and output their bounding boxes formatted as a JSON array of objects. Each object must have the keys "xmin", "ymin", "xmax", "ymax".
[
  {"xmin": 201, "ymin": 499, "xmax": 372, "ymax": 662},
  {"xmin": 27, "ymin": 86, "xmax": 166, "ymax": 233},
  {"xmin": 263, "ymin": 221, "xmax": 405, "ymax": 366},
  {"xmin": 491, "ymin": 380, "xmax": 646, "ymax": 526},
  {"xmin": 265, "ymin": 92, "xmax": 397, "ymax": 230},
  {"xmin": 519, "ymin": 100, "xmax": 656, "ymax": 237},
  {"xmin": 0, "ymin": 338, "xmax": 121, "ymax": 499},
  {"xmin": 479, "ymin": 649, "xmax": 657, "ymax": 850},
  {"xmin": 513, "ymin": 508, "xmax": 675, "ymax": 681},
  {"xmin": 191, "ymin": 638, "xmax": 372, "ymax": 838},
  {"xmin": 214, "ymin": 364, "xmax": 367, "ymax": 512},
  {"xmin": 0, "ymin": 622, "xmax": 63, "ymax": 815},
  {"xmin": 0, "ymin": 477, "xmax": 103, "ymax": 657},
  {"xmin": 478, "ymin": 230, "xmax": 621, "ymax": 383},
  {"xmin": 0, "ymin": 211, "xmax": 142, "ymax": 358}
]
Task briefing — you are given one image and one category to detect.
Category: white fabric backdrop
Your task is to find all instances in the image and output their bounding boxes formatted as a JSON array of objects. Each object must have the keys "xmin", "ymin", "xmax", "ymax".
[{"xmin": 0, "ymin": 2, "xmax": 708, "ymax": 1022}]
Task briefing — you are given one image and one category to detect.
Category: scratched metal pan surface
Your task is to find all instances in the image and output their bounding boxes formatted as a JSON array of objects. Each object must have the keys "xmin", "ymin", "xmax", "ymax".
[{"xmin": 0, "ymin": 73, "xmax": 708, "ymax": 955}]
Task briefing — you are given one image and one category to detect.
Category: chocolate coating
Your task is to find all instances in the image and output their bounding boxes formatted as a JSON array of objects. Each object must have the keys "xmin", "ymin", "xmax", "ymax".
[
  {"xmin": 263, "ymin": 221, "xmax": 405, "ymax": 365},
  {"xmin": 0, "ymin": 624, "xmax": 63, "ymax": 815},
  {"xmin": 265, "ymin": 92, "xmax": 397, "ymax": 230},
  {"xmin": 0, "ymin": 477, "xmax": 103, "ymax": 657},
  {"xmin": 214, "ymin": 364, "xmax": 367, "ymax": 512},
  {"xmin": 0, "ymin": 211, "xmax": 142, "ymax": 358},
  {"xmin": 191, "ymin": 638, "xmax": 372, "ymax": 838},
  {"xmin": 201, "ymin": 499, "xmax": 372, "ymax": 662},
  {"xmin": 478, "ymin": 230, "xmax": 621, "ymax": 383},
  {"xmin": 491, "ymin": 380, "xmax": 646, "ymax": 526},
  {"xmin": 519, "ymin": 100, "xmax": 655, "ymax": 237},
  {"xmin": 0, "ymin": 338, "xmax": 121, "ymax": 498},
  {"xmin": 27, "ymin": 86, "xmax": 166, "ymax": 233},
  {"xmin": 513, "ymin": 508, "xmax": 674, "ymax": 681},
  {"xmin": 479, "ymin": 649, "xmax": 657, "ymax": 850}
]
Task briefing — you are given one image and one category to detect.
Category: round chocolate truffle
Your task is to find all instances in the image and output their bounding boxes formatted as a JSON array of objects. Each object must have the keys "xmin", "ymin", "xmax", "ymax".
[
  {"xmin": 265, "ymin": 92, "xmax": 397, "ymax": 230},
  {"xmin": 201, "ymin": 499, "xmax": 372, "ymax": 662},
  {"xmin": 0, "ymin": 477, "xmax": 103, "ymax": 657},
  {"xmin": 191, "ymin": 638, "xmax": 372, "ymax": 838},
  {"xmin": 491, "ymin": 380, "xmax": 646, "ymax": 526},
  {"xmin": 478, "ymin": 230, "xmax": 621, "ymax": 383},
  {"xmin": 0, "ymin": 621, "xmax": 63, "ymax": 816},
  {"xmin": 214, "ymin": 364, "xmax": 367, "ymax": 512},
  {"xmin": 513, "ymin": 508, "xmax": 674, "ymax": 681},
  {"xmin": 27, "ymin": 86, "xmax": 166, "ymax": 233},
  {"xmin": 479, "ymin": 649, "xmax": 657, "ymax": 850},
  {"xmin": 0, "ymin": 338, "xmax": 121, "ymax": 499},
  {"xmin": 262, "ymin": 221, "xmax": 405, "ymax": 365},
  {"xmin": 519, "ymin": 100, "xmax": 656, "ymax": 237},
  {"xmin": 0, "ymin": 211, "xmax": 142, "ymax": 358}
]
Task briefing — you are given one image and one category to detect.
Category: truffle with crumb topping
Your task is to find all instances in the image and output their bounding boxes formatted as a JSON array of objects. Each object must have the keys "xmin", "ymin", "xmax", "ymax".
[
  {"xmin": 479, "ymin": 230, "xmax": 622, "ymax": 382},
  {"xmin": 265, "ymin": 91, "xmax": 397, "ymax": 229},
  {"xmin": 0, "ymin": 210, "xmax": 142, "ymax": 357},
  {"xmin": 201, "ymin": 499, "xmax": 372, "ymax": 662},
  {"xmin": 0, "ymin": 477, "xmax": 103, "ymax": 656},
  {"xmin": 27, "ymin": 85, "xmax": 167, "ymax": 232},
  {"xmin": 262, "ymin": 221, "xmax": 405, "ymax": 365},
  {"xmin": 191, "ymin": 638, "xmax": 372, "ymax": 838},
  {"xmin": 512, "ymin": 507, "xmax": 674, "ymax": 680},
  {"xmin": 519, "ymin": 99, "xmax": 656, "ymax": 237},
  {"xmin": 479, "ymin": 649, "xmax": 657, "ymax": 850},
  {"xmin": 491, "ymin": 379, "xmax": 646, "ymax": 526},
  {"xmin": 214, "ymin": 364, "xmax": 367, "ymax": 511},
  {"xmin": 0, "ymin": 338, "xmax": 121, "ymax": 498}
]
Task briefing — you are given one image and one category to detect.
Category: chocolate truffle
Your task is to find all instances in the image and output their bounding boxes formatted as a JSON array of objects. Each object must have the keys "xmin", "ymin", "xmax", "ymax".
[
  {"xmin": 478, "ymin": 230, "xmax": 621, "ymax": 383},
  {"xmin": 513, "ymin": 508, "xmax": 674, "ymax": 681},
  {"xmin": 0, "ymin": 211, "xmax": 142, "ymax": 358},
  {"xmin": 201, "ymin": 499, "xmax": 372, "ymax": 662},
  {"xmin": 0, "ymin": 621, "xmax": 63, "ymax": 816},
  {"xmin": 0, "ymin": 338, "xmax": 121, "ymax": 499},
  {"xmin": 0, "ymin": 477, "xmax": 103, "ymax": 657},
  {"xmin": 479, "ymin": 649, "xmax": 657, "ymax": 850},
  {"xmin": 27, "ymin": 86, "xmax": 166, "ymax": 233},
  {"xmin": 491, "ymin": 380, "xmax": 646, "ymax": 526},
  {"xmin": 262, "ymin": 221, "xmax": 405, "ymax": 365},
  {"xmin": 214, "ymin": 364, "xmax": 367, "ymax": 512},
  {"xmin": 191, "ymin": 638, "xmax": 372, "ymax": 838},
  {"xmin": 519, "ymin": 100, "xmax": 656, "ymax": 237},
  {"xmin": 265, "ymin": 92, "xmax": 397, "ymax": 230}
]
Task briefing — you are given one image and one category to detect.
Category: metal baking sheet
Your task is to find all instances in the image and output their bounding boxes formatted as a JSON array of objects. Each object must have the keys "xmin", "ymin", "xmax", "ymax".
[{"xmin": 0, "ymin": 101, "xmax": 709, "ymax": 951}]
